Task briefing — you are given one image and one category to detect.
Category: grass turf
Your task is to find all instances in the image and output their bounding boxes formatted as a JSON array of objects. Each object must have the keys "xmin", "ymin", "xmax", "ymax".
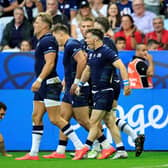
[{"xmin": 0, "ymin": 152, "xmax": 167, "ymax": 168}]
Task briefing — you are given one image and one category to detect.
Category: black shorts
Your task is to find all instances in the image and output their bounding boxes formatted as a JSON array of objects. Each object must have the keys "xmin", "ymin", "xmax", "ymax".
[
  {"xmin": 62, "ymin": 86, "xmax": 90, "ymax": 107},
  {"xmin": 92, "ymin": 89, "xmax": 114, "ymax": 111},
  {"xmin": 34, "ymin": 81, "xmax": 62, "ymax": 102}
]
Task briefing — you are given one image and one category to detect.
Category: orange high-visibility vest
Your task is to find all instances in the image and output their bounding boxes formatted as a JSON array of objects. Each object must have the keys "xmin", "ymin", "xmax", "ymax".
[{"xmin": 128, "ymin": 58, "xmax": 153, "ymax": 89}]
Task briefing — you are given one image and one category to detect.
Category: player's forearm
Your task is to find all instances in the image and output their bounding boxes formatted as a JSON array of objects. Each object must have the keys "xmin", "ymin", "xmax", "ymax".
[
  {"xmin": 80, "ymin": 66, "xmax": 90, "ymax": 83},
  {"xmin": 120, "ymin": 65, "xmax": 129, "ymax": 81},
  {"xmin": 38, "ymin": 62, "xmax": 55, "ymax": 81},
  {"xmin": 75, "ymin": 59, "xmax": 86, "ymax": 80},
  {"xmin": 113, "ymin": 59, "xmax": 129, "ymax": 81}
]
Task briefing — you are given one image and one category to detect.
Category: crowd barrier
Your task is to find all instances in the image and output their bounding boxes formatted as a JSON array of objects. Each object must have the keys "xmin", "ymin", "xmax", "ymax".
[{"xmin": 0, "ymin": 51, "xmax": 168, "ymax": 151}]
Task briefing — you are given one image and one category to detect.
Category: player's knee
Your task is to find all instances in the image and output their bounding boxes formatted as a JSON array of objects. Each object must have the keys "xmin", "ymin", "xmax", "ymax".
[
  {"xmin": 32, "ymin": 113, "xmax": 43, "ymax": 125},
  {"xmin": 89, "ymin": 120, "xmax": 99, "ymax": 128},
  {"xmin": 104, "ymin": 120, "xmax": 115, "ymax": 129},
  {"xmin": 49, "ymin": 116, "xmax": 62, "ymax": 126},
  {"xmin": 78, "ymin": 119, "xmax": 90, "ymax": 130}
]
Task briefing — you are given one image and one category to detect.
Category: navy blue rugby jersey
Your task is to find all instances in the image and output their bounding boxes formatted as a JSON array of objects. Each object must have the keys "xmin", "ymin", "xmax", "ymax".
[
  {"xmin": 63, "ymin": 38, "xmax": 82, "ymax": 90},
  {"xmin": 81, "ymin": 37, "xmax": 119, "ymax": 81},
  {"xmin": 88, "ymin": 45, "xmax": 119, "ymax": 91},
  {"xmin": 34, "ymin": 33, "xmax": 58, "ymax": 79},
  {"xmin": 103, "ymin": 36, "xmax": 118, "ymax": 54},
  {"xmin": 80, "ymin": 36, "xmax": 118, "ymax": 54}
]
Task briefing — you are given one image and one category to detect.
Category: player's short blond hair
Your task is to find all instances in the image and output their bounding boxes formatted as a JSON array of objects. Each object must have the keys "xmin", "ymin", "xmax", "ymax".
[{"xmin": 37, "ymin": 12, "xmax": 53, "ymax": 29}]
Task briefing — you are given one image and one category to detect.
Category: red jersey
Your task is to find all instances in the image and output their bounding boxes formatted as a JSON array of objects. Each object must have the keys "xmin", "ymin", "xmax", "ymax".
[
  {"xmin": 114, "ymin": 30, "xmax": 143, "ymax": 50},
  {"xmin": 145, "ymin": 29, "xmax": 168, "ymax": 50}
]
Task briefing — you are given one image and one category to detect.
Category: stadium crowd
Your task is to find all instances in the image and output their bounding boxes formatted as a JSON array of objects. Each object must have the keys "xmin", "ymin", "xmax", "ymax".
[{"xmin": 0, "ymin": 0, "xmax": 168, "ymax": 51}]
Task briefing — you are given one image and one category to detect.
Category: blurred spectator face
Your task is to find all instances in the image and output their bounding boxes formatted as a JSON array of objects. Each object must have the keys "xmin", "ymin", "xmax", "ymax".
[
  {"xmin": 20, "ymin": 40, "xmax": 32, "ymax": 51},
  {"xmin": 93, "ymin": 0, "xmax": 103, "ymax": 4},
  {"xmin": 108, "ymin": 3, "xmax": 119, "ymax": 17},
  {"xmin": 121, "ymin": 15, "xmax": 133, "ymax": 30},
  {"xmin": 25, "ymin": 0, "xmax": 34, "ymax": 7},
  {"xmin": 80, "ymin": 6, "xmax": 91, "ymax": 17},
  {"xmin": 14, "ymin": 8, "xmax": 25, "ymax": 24},
  {"xmin": 116, "ymin": 40, "xmax": 126, "ymax": 50},
  {"xmin": 132, "ymin": 0, "xmax": 145, "ymax": 16},
  {"xmin": 0, "ymin": 108, "xmax": 5, "ymax": 120},
  {"xmin": 46, "ymin": 0, "xmax": 58, "ymax": 16},
  {"xmin": 147, "ymin": 43, "xmax": 159, "ymax": 51},
  {"xmin": 79, "ymin": 1, "xmax": 91, "ymax": 17},
  {"xmin": 136, "ymin": 44, "xmax": 148, "ymax": 58},
  {"xmin": 80, "ymin": 20, "xmax": 94, "ymax": 37},
  {"xmin": 94, "ymin": 22, "xmax": 105, "ymax": 33},
  {"xmin": 153, "ymin": 18, "xmax": 164, "ymax": 33}
]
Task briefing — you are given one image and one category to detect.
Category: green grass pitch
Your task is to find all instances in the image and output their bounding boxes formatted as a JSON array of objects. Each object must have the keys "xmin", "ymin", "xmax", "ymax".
[{"xmin": 0, "ymin": 152, "xmax": 167, "ymax": 168}]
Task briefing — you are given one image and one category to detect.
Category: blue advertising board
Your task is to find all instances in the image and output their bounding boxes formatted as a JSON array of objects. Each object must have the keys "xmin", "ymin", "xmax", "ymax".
[
  {"xmin": 0, "ymin": 89, "xmax": 168, "ymax": 151},
  {"xmin": 0, "ymin": 51, "xmax": 168, "ymax": 89}
]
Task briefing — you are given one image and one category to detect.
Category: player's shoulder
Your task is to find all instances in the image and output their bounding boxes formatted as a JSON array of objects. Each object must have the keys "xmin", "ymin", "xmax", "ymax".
[
  {"xmin": 101, "ymin": 45, "xmax": 118, "ymax": 59},
  {"xmin": 102, "ymin": 45, "xmax": 114, "ymax": 53},
  {"xmin": 40, "ymin": 33, "xmax": 56, "ymax": 43},
  {"xmin": 67, "ymin": 38, "xmax": 81, "ymax": 46},
  {"xmin": 66, "ymin": 38, "xmax": 81, "ymax": 51}
]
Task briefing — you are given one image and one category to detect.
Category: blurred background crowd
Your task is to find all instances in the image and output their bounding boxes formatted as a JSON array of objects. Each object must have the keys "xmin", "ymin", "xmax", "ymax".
[{"xmin": 0, "ymin": 0, "xmax": 168, "ymax": 52}]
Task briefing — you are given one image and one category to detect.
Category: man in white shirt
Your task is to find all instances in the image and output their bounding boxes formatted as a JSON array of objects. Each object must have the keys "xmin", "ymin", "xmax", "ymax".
[{"xmin": 131, "ymin": 0, "xmax": 156, "ymax": 34}]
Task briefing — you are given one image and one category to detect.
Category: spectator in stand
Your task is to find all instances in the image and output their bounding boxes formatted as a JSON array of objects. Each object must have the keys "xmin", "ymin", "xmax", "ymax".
[
  {"xmin": 28, "ymin": 0, "xmax": 70, "ymax": 50},
  {"xmin": 117, "ymin": 0, "xmax": 133, "ymax": 16},
  {"xmin": 115, "ymin": 36, "xmax": 126, "ymax": 50},
  {"xmin": 147, "ymin": 39, "xmax": 159, "ymax": 51},
  {"xmin": 0, "ymin": 102, "xmax": 12, "ymax": 157},
  {"xmin": 0, "ymin": 16, "xmax": 13, "ymax": 45},
  {"xmin": 107, "ymin": 2, "xmax": 121, "ymax": 33},
  {"xmin": 91, "ymin": 0, "xmax": 108, "ymax": 17},
  {"xmin": 128, "ymin": 43, "xmax": 154, "ymax": 89},
  {"xmin": 94, "ymin": 16, "xmax": 114, "ymax": 40},
  {"xmin": 131, "ymin": 0, "xmax": 156, "ymax": 35},
  {"xmin": 20, "ymin": 0, "xmax": 43, "ymax": 23},
  {"xmin": 20, "ymin": 39, "xmax": 32, "ymax": 51},
  {"xmin": 161, "ymin": 0, "xmax": 168, "ymax": 18},
  {"xmin": 58, "ymin": 0, "xmax": 78, "ymax": 21},
  {"xmin": 114, "ymin": 14, "xmax": 143, "ymax": 50},
  {"xmin": 0, "ymin": 0, "xmax": 18, "ymax": 17},
  {"xmin": 108, "ymin": 0, "xmax": 119, "ymax": 3},
  {"xmin": 144, "ymin": 0, "xmax": 160, "ymax": 15},
  {"xmin": 71, "ymin": 0, "xmax": 94, "ymax": 40},
  {"xmin": 46, "ymin": 0, "xmax": 69, "ymax": 27},
  {"xmin": 1, "ymin": 7, "xmax": 33, "ymax": 50},
  {"xmin": 145, "ymin": 16, "xmax": 168, "ymax": 50},
  {"xmin": 94, "ymin": 16, "xmax": 118, "ymax": 52}
]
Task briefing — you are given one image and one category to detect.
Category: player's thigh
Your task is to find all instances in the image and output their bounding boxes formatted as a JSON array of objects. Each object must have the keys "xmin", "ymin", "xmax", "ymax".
[
  {"xmin": 32, "ymin": 101, "xmax": 46, "ymax": 121},
  {"xmin": 90, "ymin": 109, "xmax": 105, "ymax": 126},
  {"xmin": 60, "ymin": 101, "xmax": 73, "ymax": 121},
  {"xmin": 46, "ymin": 105, "xmax": 61, "ymax": 121},
  {"xmin": 112, "ymin": 100, "xmax": 118, "ymax": 109},
  {"xmin": 73, "ymin": 106, "xmax": 90, "ymax": 127},
  {"xmin": 103, "ymin": 111, "xmax": 116, "ymax": 127}
]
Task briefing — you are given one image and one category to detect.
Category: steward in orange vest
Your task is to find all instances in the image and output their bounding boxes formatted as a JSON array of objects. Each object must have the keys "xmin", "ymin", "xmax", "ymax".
[{"xmin": 128, "ymin": 56, "xmax": 153, "ymax": 89}]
